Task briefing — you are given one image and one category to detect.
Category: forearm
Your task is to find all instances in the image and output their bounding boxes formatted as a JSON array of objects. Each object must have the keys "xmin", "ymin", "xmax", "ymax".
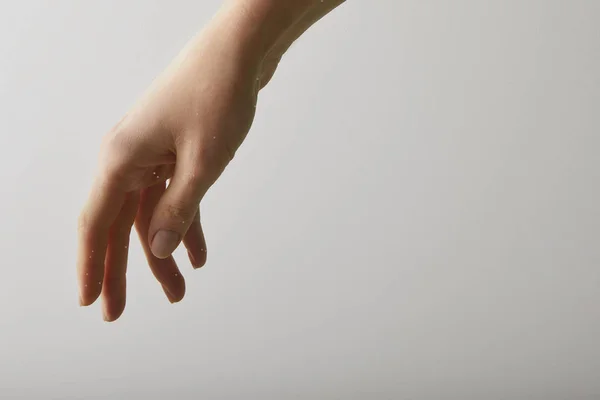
[
  {"xmin": 264, "ymin": 0, "xmax": 346, "ymax": 63},
  {"xmin": 165, "ymin": 0, "xmax": 345, "ymax": 93},
  {"xmin": 219, "ymin": 0, "xmax": 346, "ymax": 65}
]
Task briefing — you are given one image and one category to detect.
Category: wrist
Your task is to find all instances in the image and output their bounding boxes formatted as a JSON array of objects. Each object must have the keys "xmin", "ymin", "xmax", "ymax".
[{"xmin": 220, "ymin": 0, "xmax": 317, "ymax": 61}]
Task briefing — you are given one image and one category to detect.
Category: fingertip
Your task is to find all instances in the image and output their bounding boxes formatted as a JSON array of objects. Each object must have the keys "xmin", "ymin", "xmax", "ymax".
[
  {"xmin": 102, "ymin": 291, "xmax": 126, "ymax": 322},
  {"xmin": 162, "ymin": 284, "xmax": 184, "ymax": 304},
  {"xmin": 103, "ymin": 310, "xmax": 113, "ymax": 322},
  {"xmin": 188, "ymin": 249, "xmax": 207, "ymax": 269},
  {"xmin": 79, "ymin": 283, "xmax": 102, "ymax": 307},
  {"xmin": 103, "ymin": 307, "xmax": 124, "ymax": 323}
]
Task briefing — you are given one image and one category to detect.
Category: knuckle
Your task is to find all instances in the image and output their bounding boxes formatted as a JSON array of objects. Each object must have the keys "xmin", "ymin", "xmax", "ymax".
[
  {"xmin": 101, "ymin": 116, "xmax": 136, "ymax": 161},
  {"xmin": 99, "ymin": 126, "xmax": 136, "ymax": 186},
  {"xmin": 189, "ymin": 143, "xmax": 226, "ymax": 181},
  {"xmin": 102, "ymin": 121, "xmax": 127, "ymax": 152},
  {"xmin": 165, "ymin": 202, "xmax": 196, "ymax": 225}
]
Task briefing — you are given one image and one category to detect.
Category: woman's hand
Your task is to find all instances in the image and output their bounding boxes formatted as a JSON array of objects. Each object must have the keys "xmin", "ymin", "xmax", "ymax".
[
  {"xmin": 77, "ymin": 0, "xmax": 345, "ymax": 322},
  {"xmin": 77, "ymin": 6, "xmax": 269, "ymax": 321}
]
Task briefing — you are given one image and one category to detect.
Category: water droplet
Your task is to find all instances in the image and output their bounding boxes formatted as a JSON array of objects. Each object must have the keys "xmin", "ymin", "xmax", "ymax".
[
  {"xmin": 174, "ymin": 273, "xmax": 178, "ymax": 277},
  {"xmin": 84, "ymin": 284, "xmax": 88, "ymax": 288},
  {"xmin": 85, "ymin": 273, "xmax": 89, "ymax": 276},
  {"xmin": 124, "ymin": 245, "xmax": 128, "ymax": 249}
]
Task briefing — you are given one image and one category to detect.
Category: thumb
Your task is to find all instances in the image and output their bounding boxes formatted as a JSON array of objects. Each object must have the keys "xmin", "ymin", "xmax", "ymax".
[{"xmin": 148, "ymin": 146, "xmax": 216, "ymax": 259}]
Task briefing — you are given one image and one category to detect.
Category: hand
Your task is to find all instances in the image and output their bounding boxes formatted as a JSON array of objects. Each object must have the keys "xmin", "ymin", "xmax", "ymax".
[
  {"xmin": 77, "ymin": 0, "xmax": 345, "ymax": 322},
  {"xmin": 77, "ymin": 7, "xmax": 269, "ymax": 321}
]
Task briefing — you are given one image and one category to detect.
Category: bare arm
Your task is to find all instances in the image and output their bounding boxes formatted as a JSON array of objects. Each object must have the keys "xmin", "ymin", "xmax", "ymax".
[{"xmin": 77, "ymin": 0, "xmax": 347, "ymax": 321}]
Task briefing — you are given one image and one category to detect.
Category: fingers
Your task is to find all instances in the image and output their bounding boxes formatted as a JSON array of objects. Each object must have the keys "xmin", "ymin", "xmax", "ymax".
[
  {"xmin": 101, "ymin": 191, "xmax": 140, "ymax": 322},
  {"xmin": 77, "ymin": 177, "xmax": 126, "ymax": 307},
  {"xmin": 136, "ymin": 182, "xmax": 186, "ymax": 303},
  {"xmin": 182, "ymin": 208, "xmax": 208, "ymax": 269},
  {"xmin": 148, "ymin": 143, "xmax": 215, "ymax": 259}
]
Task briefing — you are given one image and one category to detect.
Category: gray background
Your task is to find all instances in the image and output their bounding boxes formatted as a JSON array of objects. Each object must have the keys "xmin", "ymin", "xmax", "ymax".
[{"xmin": 0, "ymin": 1, "xmax": 599, "ymax": 399}]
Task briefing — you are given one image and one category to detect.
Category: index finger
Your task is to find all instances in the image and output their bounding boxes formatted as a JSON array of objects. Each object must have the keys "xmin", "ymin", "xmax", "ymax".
[{"xmin": 77, "ymin": 176, "xmax": 126, "ymax": 306}]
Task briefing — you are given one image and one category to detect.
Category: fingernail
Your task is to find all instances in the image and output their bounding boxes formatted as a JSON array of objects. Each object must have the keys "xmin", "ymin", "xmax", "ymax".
[{"xmin": 151, "ymin": 230, "xmax": 181, "ymax": 259}]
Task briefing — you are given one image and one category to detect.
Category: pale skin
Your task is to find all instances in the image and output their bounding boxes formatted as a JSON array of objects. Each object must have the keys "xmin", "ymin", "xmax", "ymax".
[{"xmin": 77, "ymin": 0, "xmax": 346, "ymax": 321}]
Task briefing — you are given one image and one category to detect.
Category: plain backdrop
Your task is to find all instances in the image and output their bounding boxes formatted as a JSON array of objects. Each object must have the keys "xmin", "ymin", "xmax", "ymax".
[{"xmin": 0, "ymin": 1, "xmax": 599, "ymax": 399}]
